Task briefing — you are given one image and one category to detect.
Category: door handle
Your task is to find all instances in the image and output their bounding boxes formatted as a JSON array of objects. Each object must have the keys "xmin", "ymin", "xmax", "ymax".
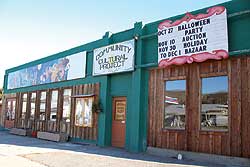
[{"xmin": 121, "ymin": 120, "xmax": 125, "ymax": 124}]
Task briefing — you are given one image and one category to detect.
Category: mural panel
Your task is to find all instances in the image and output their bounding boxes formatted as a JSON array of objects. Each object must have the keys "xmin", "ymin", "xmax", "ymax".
[{"xmin": 7, "ymin": 52, "xmax": 86, "ymax": 89}]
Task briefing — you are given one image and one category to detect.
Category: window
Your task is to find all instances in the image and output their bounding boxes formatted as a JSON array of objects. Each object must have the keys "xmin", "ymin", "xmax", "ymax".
[
  {"xmin": 164, "ymin": 80, "xmax": 186, "ymax": 129},
  {"xmin": 30, "ymin": 93, "xmax": 36, "ymax": 119},
  {"xmin": 39, "ymin": 91, "xmax": 46, "ymax": 120},
  {"xmin": 201, "ymin": 76, "xmax": 228, "ymax": 131},
  {"xmin": 62, "ymin": 89, "xmax": 71, "ymax": 122},
  {"xmin": 50, "ymin": 90, "xmax": 58, "ymax": 121},
  {"xmin": 6, "ymin": 101, "xmax": 12, "ymax": 120},
  {"xmin": 75, "ymin": 97, "xmax": 93, "ymax": 127},
  {"xmin": 6, "ymin": 99, "xmax": 15, "ymax": 120},
  {"xmin": 21, "ymin": 93, "xmax": 27, "ymax": 119},
  {"xmin": 12, "ymin": 101, "xmax": 16, "ymax": 120}
]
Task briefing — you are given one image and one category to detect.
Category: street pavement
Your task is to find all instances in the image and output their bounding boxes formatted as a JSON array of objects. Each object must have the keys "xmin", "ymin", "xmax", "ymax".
[{"xmin": 0, "ymin": 131, "xmax": 244, "ymax": 167}]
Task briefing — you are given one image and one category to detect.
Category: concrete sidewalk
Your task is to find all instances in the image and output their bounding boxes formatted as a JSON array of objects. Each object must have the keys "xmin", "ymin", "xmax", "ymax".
[{"xmin": 0, "ymin": 131, "xmax": 247, "ymax": 167}]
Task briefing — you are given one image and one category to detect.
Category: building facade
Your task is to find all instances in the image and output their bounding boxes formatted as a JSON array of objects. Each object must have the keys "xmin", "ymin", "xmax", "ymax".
[{"xmin": 1, "ymin": 0, "xmax": 250, "ymax": 158}]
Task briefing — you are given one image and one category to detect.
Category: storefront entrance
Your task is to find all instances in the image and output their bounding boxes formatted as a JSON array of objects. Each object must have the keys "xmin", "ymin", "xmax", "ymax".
[{"xmin": 111, "ymin": 97, "xmax": 126, "ymax": 148}]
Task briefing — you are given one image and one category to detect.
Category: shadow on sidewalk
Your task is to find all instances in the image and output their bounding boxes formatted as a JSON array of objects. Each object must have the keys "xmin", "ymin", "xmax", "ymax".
[{"xmin": 0, "ymin": 131, "xmax": 226, "ymax": 167}]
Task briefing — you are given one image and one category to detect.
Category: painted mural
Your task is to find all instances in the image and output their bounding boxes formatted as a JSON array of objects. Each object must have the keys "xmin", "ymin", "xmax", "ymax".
[{"xmin": 7, "ymin": 52, "xmax": 86, "ymax": 89}]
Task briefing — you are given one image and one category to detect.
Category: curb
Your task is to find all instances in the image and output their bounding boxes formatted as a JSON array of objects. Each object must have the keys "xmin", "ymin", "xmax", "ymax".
[
  {"xmin": 0, "ymin": 126, "xmax": 8, "ymax": 131},
  {"xmin": 147, "ymin": 147, "xmax": 250, "ymax": 167}
]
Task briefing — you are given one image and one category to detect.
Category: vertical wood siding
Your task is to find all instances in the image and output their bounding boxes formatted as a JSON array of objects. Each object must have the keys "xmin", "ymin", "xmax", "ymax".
[
  {"xmin": 14, "ymin": 83, "xmax": 100, "ymax": 141},
  {"xmin": 148, "ymin": 56, "xmax": 250, "ymax": 158}
]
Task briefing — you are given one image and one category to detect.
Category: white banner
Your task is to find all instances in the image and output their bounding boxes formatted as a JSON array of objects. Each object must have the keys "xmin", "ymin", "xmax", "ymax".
[
  {"xmin": 93, "ymin": 40, "xmax": 134, "ymax": 76},
  {"xmin": 158, "ymin": 6, "xmax": 229, "ymax": 68}
]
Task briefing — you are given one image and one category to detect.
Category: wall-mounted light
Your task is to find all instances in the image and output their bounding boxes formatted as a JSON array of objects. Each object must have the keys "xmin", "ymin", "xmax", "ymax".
[{"xmin": 134, "ymin": 35, "xmax": 139, "ymax": 40}]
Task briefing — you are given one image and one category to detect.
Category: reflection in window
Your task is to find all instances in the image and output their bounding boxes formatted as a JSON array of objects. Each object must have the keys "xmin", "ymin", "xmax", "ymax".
[
  {"xmin": 75, "ymin": 97, "xmax": 93, "ymax": 127},
  {"xmin": 12, "ymin": 101, "xmax": 16, "ymax": 120},
  {"xmin": 201, "ymin": 76, "xmax": 228, "ymax": 131},
  {"xmin": 62, "ymin": 89, "xmax": 71, "ymax": 122},
  {"xmin": 164, "ymin": 80, "xmax": 186, "ymax": 129},
  {"xmin": 21, "ymin": 94, "xmax": 27, "ymax": 119},
  {"xmin": 6, "ymin": 100, "xmax": 15, "ymax": 120},
  {"xmin": 30, "ymin": 93, "xmax": 36, "ymax": 119},
  {"xmin": 50, "ymin": 90, "xmax": 58, "ymax": 121},
  {"xmin": 40, "ymin": 91, "xmax": 46, "ymax": 120},
  {"xmin": 6, "ymin": 101, "xmax": 11, "ymax": 120}
]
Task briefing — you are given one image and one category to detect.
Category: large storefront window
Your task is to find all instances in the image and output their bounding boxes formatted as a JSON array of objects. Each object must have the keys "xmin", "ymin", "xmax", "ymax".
[
  {"xmin": 39, "ymin": 91, "xmax": 46, "ymax": 120},
  {"xmin": 21, "ymin": 93, "xmax": 27, "ymax": 119},
  {"xmin": 50, "ymin": 90, "xmax": 58, "ymax": 121},
  {"xmin": 164, "ymin": 80, "xmax": 186, "ymax": 129},
  {"xmin": 75, "ymin": 97, "xmax": 93, "ymax": 127},
  {"xmin": 30, "ymin": 93, "xmax": 36, "ymax": 119},
  {"xmin": 201, "ymin": 76, "xmax": 228, "ymax": 131},
  {"xmin": 62, "ymin": 89, "xmax": 71, "ymax": 122}
]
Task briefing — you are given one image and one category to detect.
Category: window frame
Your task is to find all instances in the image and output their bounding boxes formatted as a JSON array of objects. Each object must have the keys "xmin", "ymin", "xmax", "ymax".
[
  {"xmin": 5, "ymin": 98, "xmax": 16, "ymax": 121},
  {"xmin": 199, "ymin": 74, "xmax": 229, "ymax": 132},
  {"xmin": 62, "ymin": 87, "xmax": 72, "ymax": 122},
  {"xmin": 74, "ymin": 96, "xmax": 94, "ymax": 127},
  {"xmin": 29, "ymin": 91, "xmax": 37, "ymax": 120},
  {"xmin": 21, "ymin": 93, "xmax": 28, "ymax": 119},
  {"xmin": 49, "ymin": 89, "xmax": 59, "ymax": 122},
  {"xmin": 163, "ymin": 77, "xmax": 187, "ymax": 131},
  {"xmin": 39, "ymin": 90, "xmax": 47, "ymax": 121}
]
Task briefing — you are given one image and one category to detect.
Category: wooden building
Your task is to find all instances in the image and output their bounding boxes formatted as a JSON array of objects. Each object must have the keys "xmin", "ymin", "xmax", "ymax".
[
  {"xmin": 148, "ymin": 57, "xmax": 250, "ymax": 158},
  {"xmin": 1, "ymin": 0, "xmax": 250, "ymax": 158}
]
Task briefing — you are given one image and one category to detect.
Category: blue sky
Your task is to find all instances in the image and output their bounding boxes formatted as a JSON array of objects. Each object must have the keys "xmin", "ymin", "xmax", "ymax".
[
  {"xmin": 166, "ymin": 76, "xmax": 228, "ymax": 94},
  {"xmin": 0, "ymin": 0, "xmax": 231, "ymax": 88},
  {"xmin": 166, "ymin": 80, "xmax": 186, "ymax": 92},
  {"xmin": 202, "ymin": 76, "xmax": 228, "ymax": 94}
]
